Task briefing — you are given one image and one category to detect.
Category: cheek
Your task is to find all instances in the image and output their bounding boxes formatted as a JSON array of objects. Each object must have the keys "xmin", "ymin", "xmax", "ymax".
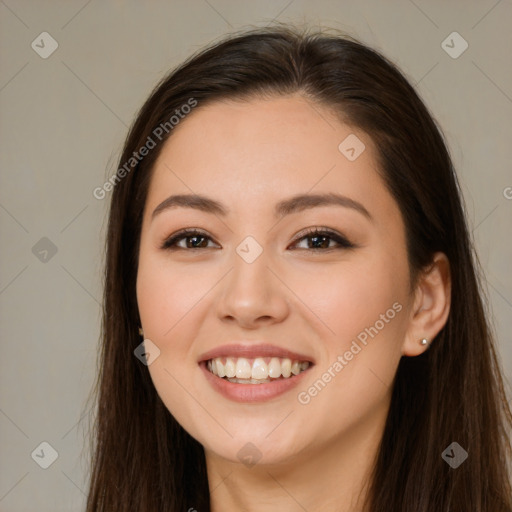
[
  {"xmin": 136, "ymin": 254, "xmax": 211, "ymax": 338},
  {"xmin": 136, "ymin": 255, "xmax": 211, "ymax": 430},
  {"xmin": 294, "ymin": 269, "xmax": 405, "ymax": 432},
  {"xmin": 295, "ymin": 254, "xmax": 407, "ymax": 401},
  {"xmin": 292, "ymin": 254, "xmax": 407, "ymax": 347}
]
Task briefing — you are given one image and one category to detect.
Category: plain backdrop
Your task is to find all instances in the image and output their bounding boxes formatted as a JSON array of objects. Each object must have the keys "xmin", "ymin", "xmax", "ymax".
[{"xmin": 1, "ymin": 1, "xmax": 511, "ymax": 510}]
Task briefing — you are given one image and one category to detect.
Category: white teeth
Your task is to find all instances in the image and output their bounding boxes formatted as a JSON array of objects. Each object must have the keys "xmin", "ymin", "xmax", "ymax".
[
  {"xmin": 268, "ymin": 357, "xmax": 281, "ymax": 378},
  {"xmin": 216, "ymin": 360, "xmax": 226, "ymax": 378},
  {"xmin": 207, "ymin": 356, "xmax": 311, "ymax": 381},
  {"xmin": 224, "ymin": 357, "xmax": 236, "ymax": 378},
  {"xmin": 235, "ymin": 358, "xmax": 252, "ymax": 379},
  {"xmin": 227, "ymin": 377, "xmax": 271, "ymax": 384},
  {"xmin": 281, "ymin": 358, "xmax": 292, "ymax": 378},
  {"xmin": 251, "ymin": 358, "xmax": 268, "ymax": 379}
]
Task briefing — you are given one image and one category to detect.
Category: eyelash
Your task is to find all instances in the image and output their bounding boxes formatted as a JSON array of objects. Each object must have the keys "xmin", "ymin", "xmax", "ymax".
[{"xmin": 160, "ymin": 227, "xmax": 355, "ymax": 252}]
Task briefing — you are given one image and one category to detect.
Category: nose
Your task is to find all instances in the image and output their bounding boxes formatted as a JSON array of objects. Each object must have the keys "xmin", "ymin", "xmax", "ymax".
[{"xmin": 215, "ymin": 248, "xmax": 290, "ymax": 329}]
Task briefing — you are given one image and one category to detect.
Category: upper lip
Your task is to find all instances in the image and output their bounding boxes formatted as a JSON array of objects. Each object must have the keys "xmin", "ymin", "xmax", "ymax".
[{"xmin": 198, "ymin": 343, "xmax": 315, "ymax": 364}]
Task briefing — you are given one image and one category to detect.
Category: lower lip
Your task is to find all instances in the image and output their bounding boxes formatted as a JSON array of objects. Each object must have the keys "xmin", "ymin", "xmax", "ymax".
[{"xmin": 199, "ymin": 362, "xmax": 311, "ymax": 403}]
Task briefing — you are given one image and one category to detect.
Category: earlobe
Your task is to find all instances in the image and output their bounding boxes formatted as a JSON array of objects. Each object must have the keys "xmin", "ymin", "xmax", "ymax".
[{"xmin": 402, "ymin": 252, "xmax": 451, "ymax": 357}]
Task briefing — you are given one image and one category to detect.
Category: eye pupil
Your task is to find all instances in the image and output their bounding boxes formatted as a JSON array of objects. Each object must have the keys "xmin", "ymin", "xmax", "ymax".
[
  {"xmin": 309, "ymin": 235, "xmax": 330, "ymax": 249},
  {"xmin": 187, "ymin": 236, "xmax": 207, "ymax": 248}
]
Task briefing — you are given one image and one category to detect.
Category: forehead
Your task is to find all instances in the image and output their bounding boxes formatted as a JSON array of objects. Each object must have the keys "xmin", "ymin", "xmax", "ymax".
[{"xmin": 144, "ymin": 94, "xmax": 395, "ymax": 223}]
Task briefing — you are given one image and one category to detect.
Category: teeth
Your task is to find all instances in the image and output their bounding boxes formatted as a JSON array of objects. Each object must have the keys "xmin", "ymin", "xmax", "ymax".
[
  {"xmin": 281, "ymin": 358, "xmax": 292, "ymax": 378},
  {"xmin": 268, "ymin": 357, "xmax": 281, "ymax": 378},
  {"xmin": 224, "ymin": 357, "xmax": 236, "ymax": 378},
  {"xmin": 227, "ymin": 377, "xmax": 271, "ymax": 384},
  {"xmin": 207, "ymin": 356, "xmax": 311, "ymax": 381},
  {"xmin": 216, "ymin": 360, "xmax": 226, "ymax": 378},
  {"xmin": 236, "ymin": 358, "xmax": 252, "ymax": 379},
  {"xmin": 251, "ymin": 358, "xmax": 268, "ymax": 379}
]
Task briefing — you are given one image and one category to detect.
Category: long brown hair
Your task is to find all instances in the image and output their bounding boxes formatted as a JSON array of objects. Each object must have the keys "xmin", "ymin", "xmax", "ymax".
[{"xmin": 84, "ymin": 25, "xmax": 512, "ymax": 511}]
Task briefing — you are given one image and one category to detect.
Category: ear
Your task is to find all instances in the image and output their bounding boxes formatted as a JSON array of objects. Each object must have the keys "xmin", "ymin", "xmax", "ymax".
[{"xmin": 402, "ymin": 252, "xmax": 451, "ymax": 356}]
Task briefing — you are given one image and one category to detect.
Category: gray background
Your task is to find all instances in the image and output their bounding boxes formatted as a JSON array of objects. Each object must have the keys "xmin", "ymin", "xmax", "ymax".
[{"xmin": 1, "ymin": 0, "xmax": 511, "ymax": 510}]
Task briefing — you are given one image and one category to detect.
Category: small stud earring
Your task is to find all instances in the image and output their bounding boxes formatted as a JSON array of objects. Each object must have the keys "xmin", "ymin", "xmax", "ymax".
[
  {"xmin": 420, "ymin": 338, "xmax": 428, "ymax": 346},
  {"xmin": 138, "ymin": 326, "xmax": 144, "ymax": 337}
]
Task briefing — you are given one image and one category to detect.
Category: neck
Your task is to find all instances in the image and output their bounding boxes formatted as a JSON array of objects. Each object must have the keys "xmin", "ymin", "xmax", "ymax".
[{"xmin": 206, "ymin": 399, "xmax": 388, "ymax": 512}]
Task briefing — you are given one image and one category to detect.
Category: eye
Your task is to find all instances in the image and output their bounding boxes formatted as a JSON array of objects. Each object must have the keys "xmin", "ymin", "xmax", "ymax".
[
  {"xmin": 289, "ymin": 227, "xmax": 355, "ymax": 251},
  {"xmin": 161, "ymin": 228, "xmax": 218, "ymax": 250},
  {"xmin": 161, "ymin": 227, "xmax": 355, "ymax": 252}
]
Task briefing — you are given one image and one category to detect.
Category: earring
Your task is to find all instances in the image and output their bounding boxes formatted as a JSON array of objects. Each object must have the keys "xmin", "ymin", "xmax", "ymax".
[
  {"xmin": 138, "ymin": 326, "xmax": 144, "ymax": 337},
  {"xmin": 420, "ymin": 338, "xmax": 428, "ymax": 346}
]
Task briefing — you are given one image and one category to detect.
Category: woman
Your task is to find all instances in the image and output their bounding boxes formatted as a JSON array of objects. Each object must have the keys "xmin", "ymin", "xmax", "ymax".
[{"xmin": 85, "ymin": 25, "xmax": 512, "ymax": 511}]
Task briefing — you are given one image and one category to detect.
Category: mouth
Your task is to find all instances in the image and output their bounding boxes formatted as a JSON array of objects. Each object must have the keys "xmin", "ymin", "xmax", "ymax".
[
  {"xmin": 206, "ymin": 356, "xmax": 311, "ymax": 384},
  {"xmin": 198, "ymin": 344, "xmax": 314, "ymax": 402}
]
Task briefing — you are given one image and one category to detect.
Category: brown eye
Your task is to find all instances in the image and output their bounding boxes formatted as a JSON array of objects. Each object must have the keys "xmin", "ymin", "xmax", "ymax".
[
  {"xmin": 161, "ymin": 229, "xmax": 218, "ymax": 250},
  {"xmin": 161, "ymin": 227, "xmax": 355, "ymax": 252},
  {"xmin": 290, "ymin": 228, "xmax": 355, "ymax": 251}
]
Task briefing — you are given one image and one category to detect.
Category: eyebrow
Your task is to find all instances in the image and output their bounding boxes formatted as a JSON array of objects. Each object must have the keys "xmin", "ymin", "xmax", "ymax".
[{"xmin": 151, "ymin": 192, "xmax": 372, "ymax": 221}]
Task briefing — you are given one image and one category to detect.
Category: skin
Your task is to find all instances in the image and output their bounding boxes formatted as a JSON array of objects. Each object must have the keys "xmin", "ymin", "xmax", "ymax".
[{"xmin": 136, "ymin": 94, "xmax": 451, "ymax": 511}]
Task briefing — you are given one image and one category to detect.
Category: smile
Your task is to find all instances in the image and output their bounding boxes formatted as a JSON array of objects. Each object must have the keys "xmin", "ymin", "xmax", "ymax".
[
  {"xmin": 207, "ymin": 356, "xmax": 310, "ymax": 384},
  {"xmin": 198, "ymin": 343, "xmax": 314, "ymax": 402}
]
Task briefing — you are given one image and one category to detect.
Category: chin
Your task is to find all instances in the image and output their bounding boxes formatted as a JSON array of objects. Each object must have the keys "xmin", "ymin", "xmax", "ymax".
[{"xmin": 193, "ymin": 419, "xmax": 310, "ymax": 467}]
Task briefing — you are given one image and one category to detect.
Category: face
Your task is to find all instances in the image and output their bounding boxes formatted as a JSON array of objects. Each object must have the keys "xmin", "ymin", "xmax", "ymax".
[{"xmin": 136, "ymin": 94, "xmax": 415, "ymax": 466}]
